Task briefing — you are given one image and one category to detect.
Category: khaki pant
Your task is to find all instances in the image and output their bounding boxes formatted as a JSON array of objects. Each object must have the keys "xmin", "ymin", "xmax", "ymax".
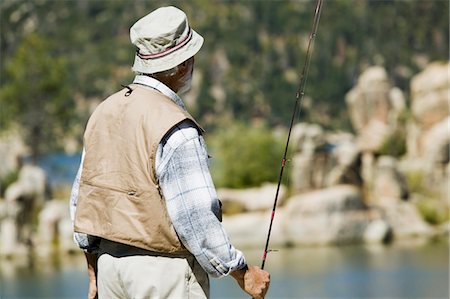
[{"xmin": 97, "ymin": 240, "xmax": 209, "ymax": 299}]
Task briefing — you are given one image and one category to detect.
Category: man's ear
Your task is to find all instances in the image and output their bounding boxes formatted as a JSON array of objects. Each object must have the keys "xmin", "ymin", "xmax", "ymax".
[{"xmin": 180, "ymin": 57, "xmax": 194, "ymax": 68}]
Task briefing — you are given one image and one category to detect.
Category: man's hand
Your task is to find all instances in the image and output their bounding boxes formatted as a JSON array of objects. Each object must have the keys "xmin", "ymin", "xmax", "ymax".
[
  {"xmin": 231, "ymin": 265, "xmax": 270, "ymax": 299},
  {"xmin": 85, "ymin": 252, "xmax": 98, "ymax": 299}
]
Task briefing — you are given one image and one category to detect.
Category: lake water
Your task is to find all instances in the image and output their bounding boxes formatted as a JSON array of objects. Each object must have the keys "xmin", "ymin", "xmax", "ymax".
[{"xmin": 0, "ymin": 239, "xmax": 448, "ymax": 299}]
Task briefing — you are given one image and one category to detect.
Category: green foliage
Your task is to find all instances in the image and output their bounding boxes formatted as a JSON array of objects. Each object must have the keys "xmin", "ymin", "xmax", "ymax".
[
  {"xmin": 415, "ymin": 197, "xmax": 449, "ymax": 225},
  {"xmin": 378, "ymin": 130, "xmax": 407, "ymax": 158},
  {"xmin": 406, "ymin": 171, "xmax": 427, "ymax": 195},
  {"xmin": 1, "ymin": 33, "xmax": 71, "ymax": 160},
  {"xmin": 0, "ymin": 0, "xmax": 448, "ymax": 158},
  {"xmin": 207, "ymin": 123, "xmax": 285, "ymax": 188},
  {"xmin": 0, "ymin": 170, "xmax": 18, "ymax": 197},
  {"xmin": 404, "ymin": 170, "xmax": 449, "ymax": 225},
  {"xmin": 405, "ymin": 170, "xmax": 438, "ymax": 199}
]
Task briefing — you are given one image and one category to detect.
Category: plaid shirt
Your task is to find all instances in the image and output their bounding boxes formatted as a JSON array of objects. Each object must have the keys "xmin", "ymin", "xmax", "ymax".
[{"xmin": 70, "ymin": 75, "xmax": 246, "ymax": 277}]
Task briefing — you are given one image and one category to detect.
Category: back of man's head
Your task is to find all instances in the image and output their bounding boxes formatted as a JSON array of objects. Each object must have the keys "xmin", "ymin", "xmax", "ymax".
[{"xmin": 130, "ymin": 6, "xmax": 204, "ymax": 75}]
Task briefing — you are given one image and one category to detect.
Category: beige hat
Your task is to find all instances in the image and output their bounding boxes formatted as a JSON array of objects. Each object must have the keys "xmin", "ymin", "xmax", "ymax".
[{"xmin": 130, "ymin": 6, "xmax": 204, "ymax": 74}]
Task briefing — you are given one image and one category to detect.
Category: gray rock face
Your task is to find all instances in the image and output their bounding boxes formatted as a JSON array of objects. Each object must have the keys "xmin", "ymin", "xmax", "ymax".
[
  {"xmin": 218, "ymin": 183, "xmax": 287, "ymax": 213},
  {"xmin": 282, "ymin": 185, "xmax": 385, "ymax": 245},
  {"xmin": 223, "ymin": 183, "xmax": 429, "ymax": 248},
  {"xmin": 5, "ymin": 164, "xmax": 47, "ymax": 203},
  {"xmin": 223, "ymin": 185, "xmax": 391, "ymax": 247},
  {"xmin": 407, "ymin": 62, "xmax": 449, "ymax": 157},
  {"xmin": 325, "ymin": 134, "xmax": 362, "ymax": 187},
  {"xmin": 421, "ymin": 117, "xmax": 450, "ymax": 199},
  {"xmin": 222, "ymin": 211, "xmax": 284, "ymax": 248},
  {"xmin": 0, "ymin": 129, "xmax": 27, "ymax": 180},
  {"xmin": 290, "ymin": 124, "xmax": 361, "ymax": 192},
  {"xmin": 422, "ymin": 117, "xmax": 450, "ymax": 167},
  {"xmin": 405, "ymin": 62, "xmax": 449, "ymax": 199},
  {"xmin": 1, "ymin": 164, "xmax": 48, "ymax": 255},
  {"xmin": 373, "ymin": 156, "xmax": 409, "ymax": 204},
  {"xmin": 410, "ymin": 62, "xmax": 449, "ymax": 130},
  {"xmin": 38, "ymin": 200, "xmax": 77, "ymax": 255},
  {"xmin": 346, "ymin": 67, "xmax": 392, "ymax": 132},
  {"xmin": 290, "ymin": 123, "xmax": 327, "ymax": 193},
  {"xmin": 345, "ymin": 66, "xmax": 406, "ymax": 152},
  {"xmin": 0, "ymin": 218, "xmax": 26, "ymax": 257},
  {"xmin": 376, "ymin": 201, "xmax": 432, "ymax": 239},
  {"xmin": 290, "ymin": 124, "xmax": 362, "ymax": 192}
]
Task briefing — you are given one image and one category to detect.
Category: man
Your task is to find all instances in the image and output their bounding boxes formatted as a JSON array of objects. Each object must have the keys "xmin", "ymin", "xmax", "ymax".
[{"xmin": 70, "ymin": 6, "xmax": 270, "ymax": 299}]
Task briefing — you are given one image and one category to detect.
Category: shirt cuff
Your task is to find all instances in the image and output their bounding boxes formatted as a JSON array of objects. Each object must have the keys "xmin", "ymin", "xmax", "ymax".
[{"xmin": 74, "ymin": 232, "xmax": 100, "ymax": 253}]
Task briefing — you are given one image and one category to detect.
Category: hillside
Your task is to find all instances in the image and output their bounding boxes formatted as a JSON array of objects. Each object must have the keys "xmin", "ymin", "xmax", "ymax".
[{"xmin": 1, "ymin": 0, "xmax": 448, "ymax": 157}]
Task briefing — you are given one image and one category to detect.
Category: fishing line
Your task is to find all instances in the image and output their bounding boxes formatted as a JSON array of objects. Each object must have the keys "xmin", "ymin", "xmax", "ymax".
[{"xmin": 260, "ymin": 0, "xmax": 325, "ymax": 270}]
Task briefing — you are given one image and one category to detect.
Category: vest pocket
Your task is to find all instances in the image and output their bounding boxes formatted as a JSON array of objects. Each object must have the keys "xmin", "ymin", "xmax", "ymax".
[
  {"xmin": 82, "ymin": 180, "xmax": 140, "ymax": 197},
  {"xmin": 79, "ymin": 178, "xmax": 184, "ymax": 253}
]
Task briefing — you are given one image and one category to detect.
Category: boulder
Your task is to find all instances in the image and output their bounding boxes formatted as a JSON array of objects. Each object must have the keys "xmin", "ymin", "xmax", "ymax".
[
  {"xmin": 377, "ymin": 201, "xmax": 432, "ymax": 239},
  {"xmin": 285, "ymin": 185, "xmax": 367, "ymax": 215},
  {"xmin": 222, "ymin": 211, "xmax": 285, "ymax": 248},
  {"xmin": 38, "ymin": 200, "xmax": 77, "ymax": 255},
  {"xmin": 404, "ymin": 62, "xmax": 449, "ymax": 197},
  {"xmin": 346, "ymin": 67, "xmax": 391, "ymax": 132},
  {"xmin": 290, "ymin": 123, "xmax": 329, "ymax": 192},
  {"xmin": 223, "ymin": 185, "xmax": 391, "ymax": 247},
  {"xmin": 372, "ymin": 156, "xmax": 409, "ymax": 204},
  {"xmin": 291, "ymin": 123, "xmax": 325, "ymax": 152},
  {"xmin": 5, "ymin": 164, "xmax": 47, "ymax": 203},
  {"xmin": 407, "ymin": 62, "xmax": 450, "ymax": 159},
  {"xmin": 364, "ymin": 219, "xmax": 392, "ymax": 244},
  {"xmin": 290, "ymin": 125, "xmax": 364, "ymax": 191},
  {"xmin": 417, "ymin": 117, "xmax": 450, "ymax": 199},
  {"xmin": 282, "ymin": 185, "xmax": 381, "ymax": 245},
  {"xmin": 422, "ymin": 117, "xmax": 450, "ymax": 166},
  {"xmin": 217, "ymin": 183, "xmax": 287, "ymax": 213},
  {"xmin": 325, "ymin": 134, "xmax": 362, "ymax": 187},
  {"xmin": 410, "ymin": 61, "xmax": 449, "ymax": 130},
  {"xmin": 3, "ymin": 164, "xmax": 48, "ymax": 249},
  {"xmin": 356, "ymin": 119, "xmax": 390, "ymax": 153},
  {"xmin": 222, "ymin": 185, "xmax": 434, "ymax": 247},
  {"xmin": 0, "ymin": 218, "xmax": 27, "ymax": 257},
  {"xmin": 0, "ymin": 128, "xmax": 27, "ymax": 180},
  {"xmin": 345, "ymin": 66, "xmax": 406, "ymax": 152}
]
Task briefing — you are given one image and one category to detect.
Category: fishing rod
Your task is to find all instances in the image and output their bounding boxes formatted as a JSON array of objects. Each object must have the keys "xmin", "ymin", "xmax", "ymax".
[{"xmin": 260, "ymin": 0, "xmax": 324, "ymax": 270}]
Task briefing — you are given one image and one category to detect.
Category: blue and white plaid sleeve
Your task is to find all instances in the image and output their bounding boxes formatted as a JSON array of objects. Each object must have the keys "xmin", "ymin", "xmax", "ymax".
[
  {"xmin": 156, "ymin": 121, "xmax": 247, "ymax": 278},
  {"xmin": 69, "ymin": 150, "xmax": 100, "ymax": 252}
]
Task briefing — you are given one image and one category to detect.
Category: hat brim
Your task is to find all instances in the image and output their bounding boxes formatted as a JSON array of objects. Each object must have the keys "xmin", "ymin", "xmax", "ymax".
[{"xmin": 132, "ymin": 29, "xmax": 204, "ymax": 74}]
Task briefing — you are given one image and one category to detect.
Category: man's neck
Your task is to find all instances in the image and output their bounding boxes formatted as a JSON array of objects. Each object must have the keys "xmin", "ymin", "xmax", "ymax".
[{"xmin": 132, "ymin": 75, "xmax": 186, "ymax": 110}]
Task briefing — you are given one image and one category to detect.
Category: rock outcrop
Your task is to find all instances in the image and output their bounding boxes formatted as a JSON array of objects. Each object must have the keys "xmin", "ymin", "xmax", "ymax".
[
  {"xmin": 38, "ymin": 200, "xmax": 76, "ymax": 255},
  {"xmin": 346, "ymin": 66, "xmax": 406, "ymax": 152},
  {"xmin": 1, "ymin": 63, "xmax": 447, "ymax": 257},
  {"xmin": 404, "ymin": 62, "xmax": 449, "ymax": 199},
  {"xmin": 372, "ymin": 156, "xmax": 409, "ymax": 204},
  {"xmin": 0, "ymin": 128, "xmax": 27, "ymax": 181},
  {"xmin": 290, "ymin": 123, "xmax": 328, "ymax": 193},
  {"xmin": 410, "ymin": 62, "xmax": 449, "ymax": 132},
  {"xmin": 223, "ymin": 62, "xmax": 447, "ymax": 248},
  {"xmin": 223, "ymin": 185, "xmax": 391, "ymax": 247},
  {"xmin": 1, "ymin": 164, "xmax": 48, "ymax": 256},
  {"xmin": 217, "ymin": 183, "xmax": 287, "ymax": 213},
  {"xmin": 282, "ymin": 185, "xmax": 388, "ymax": 246},
  {"xmin": 290, "ymin": 126, "xmax": 362, "ymax": 193}
]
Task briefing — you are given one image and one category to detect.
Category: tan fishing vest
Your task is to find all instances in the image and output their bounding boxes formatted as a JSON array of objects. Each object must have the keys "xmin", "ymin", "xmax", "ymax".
[{"xmin": 74, "ymin": 84, "xmax": 202, "ymax": 254}]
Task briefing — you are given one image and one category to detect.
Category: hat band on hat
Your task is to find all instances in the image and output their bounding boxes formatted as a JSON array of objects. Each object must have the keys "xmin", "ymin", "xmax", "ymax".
[{"xmin": 136, "ymin": 27, "xmax": 193, "ymax": 60}]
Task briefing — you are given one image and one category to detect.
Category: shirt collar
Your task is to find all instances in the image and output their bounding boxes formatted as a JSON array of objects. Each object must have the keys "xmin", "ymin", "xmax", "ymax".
[{"xmin": 132, "ymin": 75, "xmax": 186, "ymax": 110}]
